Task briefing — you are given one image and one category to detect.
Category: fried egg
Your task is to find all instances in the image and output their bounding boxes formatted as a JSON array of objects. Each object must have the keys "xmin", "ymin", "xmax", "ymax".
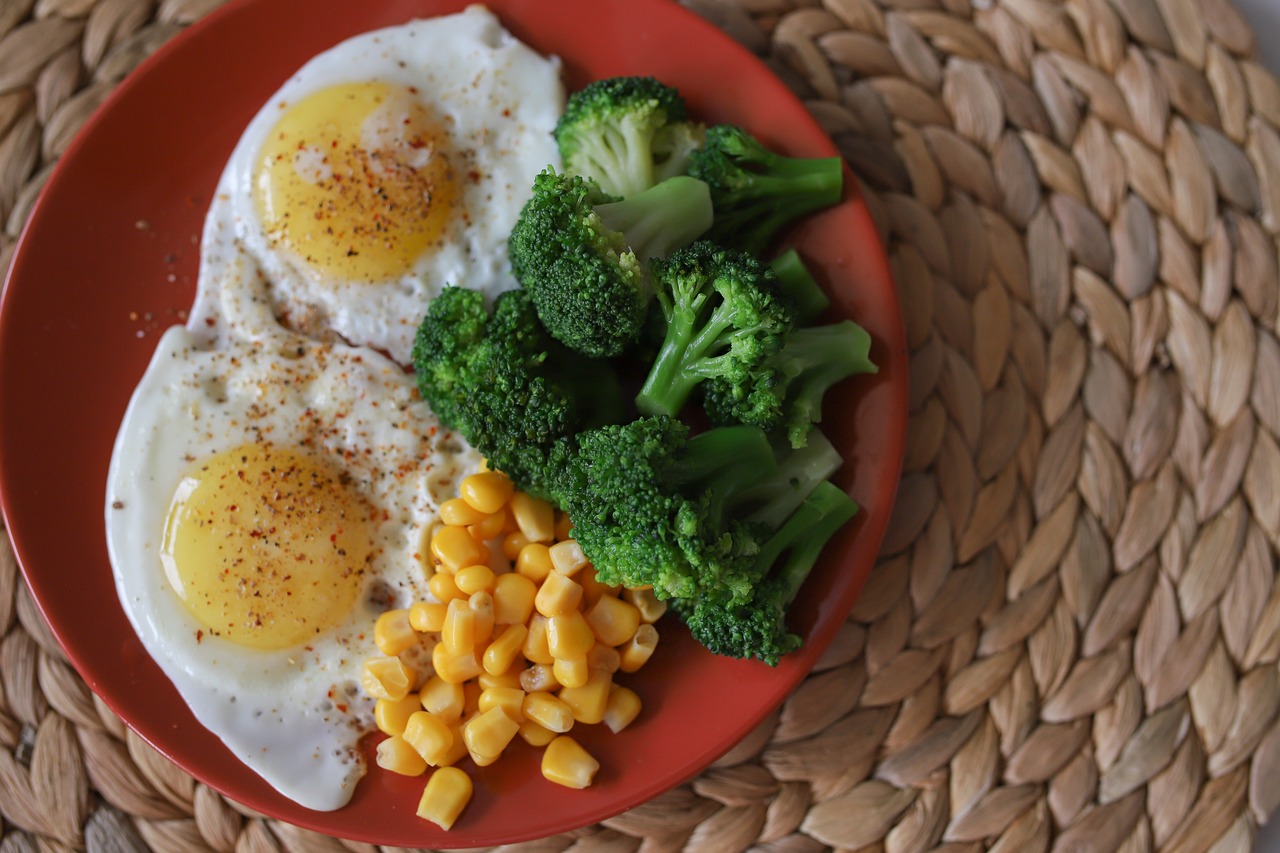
[
  {"xmin": 105, "ymin": 6, "xmax": 561, "ymax": 811},
  {"xmin": 194, "ymin": 4, "xmax": 563, "ymax": 364}
]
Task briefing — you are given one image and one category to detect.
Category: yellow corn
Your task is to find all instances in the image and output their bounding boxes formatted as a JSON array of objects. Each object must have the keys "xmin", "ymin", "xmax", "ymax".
[
  {"xmin": 535, "ymin": 571, "xmax": 583, "ymax": 618},
  {"xmin": 417, "ymin": 766, "xmax": 472, "ymax": 830},
  {"xmin": 519, "ymin": 663, "xmax": 560, "ymax": 693},
  {"xmin": 483, "ymin": 623, "xmax": 528, "ymax": 676},
  {"xmin": 541, "ymin": 736, "xmax": 599, "ymax": 789},
  {"xmin": 376, "ymin": 735, "xmax": 428, "ymax": 776},
  {"xmin": 619, "ymin": 623, "xmax": 659, "ymax": 672},
  {"xmin": 493, "ymin": 573, "xmax": 537, "ymax": 625},
  {"xmin": 463, "ymin": 680, "xmax": 483, "ymax": 715},
  {"xmin": 432, "ymin": 642, "xmax": 483, "ymax": 684},
  {"xmin": 522, "ymin": 692, "xmax": 575, "ymax": 733},
  {"xmin": 402, "ymin": 711, "xmax": 455, "ymax": 767},
  {"xmin": 439, "ymin": 720, "xmax": 470, "ymax": 767},
  {"xmin": 360, "ymin": 656, "xmax": 415, "ymax": 701},
  {"xmin": 419, "ymin": 675, "xmax": 464, "ymax": 723},
  {"xmin": 479, "ymin": 686, "xmax": 526, "ymax": 722},
  {"xmin": 554, "ymin": 510, "xmax": 573, "ymax": 541},
  {"xmin": 409, "ymin": 601, "xmax": 447, "ymax": 633},
  {"xmin": 560, "ymin": 669, "xmax": 612, "ymax": 725},
  {"xmin": 375, "ymin": 694, "xmax": 424, "ymax": 736},
  {"xmin": 587, "ymin": 643, "xmax": 621, "ymax": 674},
  {"xmin": 478, "ymin": 664, "xmax": 524, "ymax": 691},
  {"xmin": 460, "ymin": 470, "xmax": 514, "ymax": 514},
  {"xmin": 515, "ymin": 542, "xmax": 553, "ymax": 583},
  {"xmin": 428, "ymin": 571, "xmax": 466, "ymax": 603},
  {"xmin": 463, "ymin": 706, "xmax": 520, "ymax": 760},
  {"xmin": 585, "ymin": 595, "xmax": 641, "ymax": 647},
  {"xmin": 519, "ymin": 719, "xmax": 557, "ymax": 747},
  {"xmin": 431, "ymin": 525, "xmax": 490, "ymax": 573},
  {"xmin": 547, "ymin": 611, "xmax": 596, "ymax": 660},
  {"xmin": 623, "ymin": 586, "xmax": 667, "ymax": 623},
  {"xmin": 469, "ymin": 591, "xmax": 495, "ymax": 646},
  {"xmin": 523, "ymin": 614, "xmax": 554, "ymax": 665},
  {"xmin": 501, "ymin": 530, "xmax": 532, "ymax": 560},
  {"xmin": 549, "ymin": 539, "xmax": 589, "ymax": 576},
  {"xmin": 374, "ymin": 609, "xmax": 419, "ymax": 656},
  {"xmin": 454, "ymin": 564, "xmax": 496, "ymax": 596},
  {"xmin": 442, "ymin": 598, "xmax": 476, "ymax": 655},
  {"xmin": 510, "ymin": 492, "xmax": 555, "ymax": 542},
  {"xmin": 603, "ymin": 685, "xmax": 642, "ymax": 733},
  {"xmin": 467, "ymin": 507, "xmax": 509, "ymax": 541},
  {"xmin": 440, "ymin": 497, "xmax": 487, "ymax": 527},
  {"xmin": 579, "ymin": 567, "xmax": 620, "ymax": 605},
  {"xmin": 553, "ymin": 655, "xmax": 589, "ymax": 690}
]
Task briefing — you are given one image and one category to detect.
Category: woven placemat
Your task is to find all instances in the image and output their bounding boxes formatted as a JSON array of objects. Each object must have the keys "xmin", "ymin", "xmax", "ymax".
[{"xmin": 2, "ymin": 0, "xmax": 1279, "ymax": 849}]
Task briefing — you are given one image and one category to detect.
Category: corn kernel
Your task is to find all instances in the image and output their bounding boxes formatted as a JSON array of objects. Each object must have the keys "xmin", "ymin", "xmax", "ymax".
[
  {"xmin": 523, "ymin": 614, "xmax": 554, "ymax": 665},
  {"xmin": 542, "ymin": 736, "xmax": 599, "ymax": 789},
  {"xmin": 376, "ymin": 735, "xmax": 428, "ymax": 776},
  {"xmin": 469, "ymin": 590, "xmax": 495, "ymax": 646},
  {"xmin": 493, "ymin": 573, "xmax": 537, "ymax": 625},
  {"xmin": 580, "ymin": 566, "xmax": 621, "ymax": 605},
  {"xmin": 553, "ymin": 655, "xmax": 589, "ymax": 689},
  {"xmin": 623, "ymin": 586, "xmax": 668, "ymax": 623},
  {"xmin": 559, "ymin": 669, "xmax": 612, "ymax": 725},
  {"xmin": 375, "ymin": 694, "xmax": 423, "ymax": 736},
  {"xmin": 467, "ymin": 506, "xmax": 510, "ymax": 541},
  {"xmin": 374, "ymin": 609, "xmax": 419, "ymax": 656},
  {"xmin": 454, "ymin": 564, "xmax": 496, "ymax": 596},
  {"xmin": 428, "ymin": 571, "xmax": 466, "ymax": 603},
  {"xmin": 478, "ymin": 663, "xmax": 524, "ymax": 691},
  {"xmin": 619, "ymin": 623, "xmax": 659, "ymax": 673},
  {"xmin": 585, "ymin": 595, "xmax": 641, "ymax": 647},
  {"xmin": 519, "ymin": 719, "xmax": 557, "ymax": 747},
  {"xmin": 510, "ymin": 492, "xmax": 555, "ymax": 542},
  {"xmin": 361, "ymin": 656, "xmax": 415, "ymax": 701},
  {"xmin": 463, "ymin": 680, "xmax": 483, "ymax": 714},
  {"xmin": 442, "ymin": 598, "xmax": 476, "ymax": 655},
  {"xmin": 483, "ymin": 623, "xmax": 528, "ymax": 676},
  {"xmin": 587, "ymin": 643, "xmax": 621, "ymax": 674},
  {"xmin": 409, "ymin": 601, "xmax": 447, "ymax": 632},
  {"xmin": 522, "ymin": 692, "xmax": 575, "ymax": 733},
  {"xmin": 479, "ymin": 686, "xmax": 526, "ymax": 722},
  {"xmin": 515, "ymin": 542, "xmax": 553, "ymax": 583},
  {"xmin": 417, "ymin": 766, "xmax": 472, "ymax": 830},
  {"xmin": 463, "ymin": 706, "xmax": 520, "ymax": 759},
  {"xmin": 520, "ymin": 663, "xmax": 560, "ymax": 693},
  {"xmin": 549, "ymin": 539, "xmax": 589, "ymax": 576},
  {"xmin": 431, "ymin": 525, "xmax": 490, "ymax": 573},
  {"xmin": 604, "ymin": 685, "xmax": 642, "ymax": 733},
  {"xmin": 440, "ymin": 498, "xmax": 487, "ymax": 527},
  {"xmin": 501, "ymin": 530, "xmax": 532, "ymax": 560},
  {"xmin": 439, "ymin": 720, "xmax": 470, "ymax": 767},
  {"xmin": 419, "ymin": 675, "xmax": 464, "ymax": 722},
  {"xmin": 432, "ymin": 642, "xmax": 483, "ymax": 684},
  {"xmin": 554, "ymin": 510, "xmax": 574, "ymax": 541},
  {"xmin": 461, "ymin": 470, "xmax": 514, "ymax": 514},
  {"xmin": 546, "ymin": 611, "xmax": 595, "ymax": 660},
  {"xmin": 402, "ymin": 711, "xmax": 455, "ymax": 766},
  {"xmin": 535, "ymin": 571, "xmax": 583, "ymax": 618}
]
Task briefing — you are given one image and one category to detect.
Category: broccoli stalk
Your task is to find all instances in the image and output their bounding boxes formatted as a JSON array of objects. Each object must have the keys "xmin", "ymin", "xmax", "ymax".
[
  {"xmin": 769, "ymin": 249, "xmax": 830, "ymax": 325},
  {"xmin": 739, "ymin": 429, "xmax": 843, "ymax": 529},
  {"xmin": 680, "ymin": 480, "xmax": 858, "ymax": 665},
  {"xmin": 555, "ymin": 76, "xmax": 705, "ymax": 198},
  {"xmin": 688, "ymin": 124, "xmax": 844, "ymax": 256},
  {"xmin": 635, "ymin": 241, "xmax": 793, "ymax": 418},
  {"xmin": 508, "ymin": 168, "xmax": 712, "ymax": 358}
]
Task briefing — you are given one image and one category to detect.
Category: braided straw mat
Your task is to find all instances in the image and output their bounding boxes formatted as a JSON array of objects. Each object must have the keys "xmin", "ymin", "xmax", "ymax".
[{"xmin": 5, "ymin": 0, "xmax": 1280, "ymax": 849}]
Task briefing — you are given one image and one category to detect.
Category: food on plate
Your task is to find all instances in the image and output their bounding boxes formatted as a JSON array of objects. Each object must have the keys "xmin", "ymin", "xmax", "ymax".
[
  {"xmin": 105, "ymin": 6, "xmax": 561, "ymax": 812},
  {"xmin": 198, "ymin": 5, "xmax": 563, "ymax": 365},
  {"xmin": 354, "ymin": 468, "xmax": 661, "ymax": 828}
]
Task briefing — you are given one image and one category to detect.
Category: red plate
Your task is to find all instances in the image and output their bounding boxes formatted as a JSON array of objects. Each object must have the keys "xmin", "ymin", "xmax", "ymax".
[{"xmin": 0, "ymin": 0, "xmax": 907, "ymax": 845}]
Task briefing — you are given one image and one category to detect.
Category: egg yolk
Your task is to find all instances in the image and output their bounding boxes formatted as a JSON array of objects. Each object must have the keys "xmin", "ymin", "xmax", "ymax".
[
  {"xmin": 161, "ymin": 443, "xmax": 373, "ymax": 650},
  {"xmin": 254, "ymin": 82, "xmax": 457, "ymax": 282}
]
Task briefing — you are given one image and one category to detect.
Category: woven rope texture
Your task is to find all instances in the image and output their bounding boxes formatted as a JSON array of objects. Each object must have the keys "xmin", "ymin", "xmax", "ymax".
[{"xmin": 3, "ymin": 0, "xmax": 1280, "ymax": 850}]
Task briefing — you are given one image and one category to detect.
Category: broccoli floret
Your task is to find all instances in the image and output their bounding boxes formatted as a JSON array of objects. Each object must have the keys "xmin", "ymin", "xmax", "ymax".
[
  {"xmin": 769, "ymin": 249, "xmax": 830, "ymax": 325},
  {"xmin": 553, "ymin": 416, "xmax": 777, "ymax": 605},
  {"xmin": 411, "ymin": 286, "xmax": 626, "ymax": 496},
  {"xmin": 688, "ymin": 124, "xmax": 844, "ymax": 256},
  {"xmin": 703, "ymin": 320, "xmax": 876, "ymax": 448},
  {"xmin": 679, "ymin": 480, "xmax": 858, "ymax": 665},
  {"xmin": 508, "ymin": 168, "xmax": 713, "ymax": 357},
  {"xmin": 635, "ymin": 241, "xmax": 794, "ymax": 418},
  {"xmin": 555, "ymin": 76, "xmax": 706, "ymax": 198}
]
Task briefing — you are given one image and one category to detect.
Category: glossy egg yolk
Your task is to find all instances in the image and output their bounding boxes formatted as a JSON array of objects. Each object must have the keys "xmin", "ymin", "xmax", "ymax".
[
  {"xmin": 254, "ymin": 82, "xmax": 457, "ymax": 282},
  {"xmin": 161, "ymin": 443, "xmax": 373, "ymax": 650}
]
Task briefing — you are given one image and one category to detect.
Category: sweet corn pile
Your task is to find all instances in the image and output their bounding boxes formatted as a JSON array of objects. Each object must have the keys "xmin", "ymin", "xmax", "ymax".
[{"xmin": 359, "ymin": 468, "xmax": 665, "ymax": 830}]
